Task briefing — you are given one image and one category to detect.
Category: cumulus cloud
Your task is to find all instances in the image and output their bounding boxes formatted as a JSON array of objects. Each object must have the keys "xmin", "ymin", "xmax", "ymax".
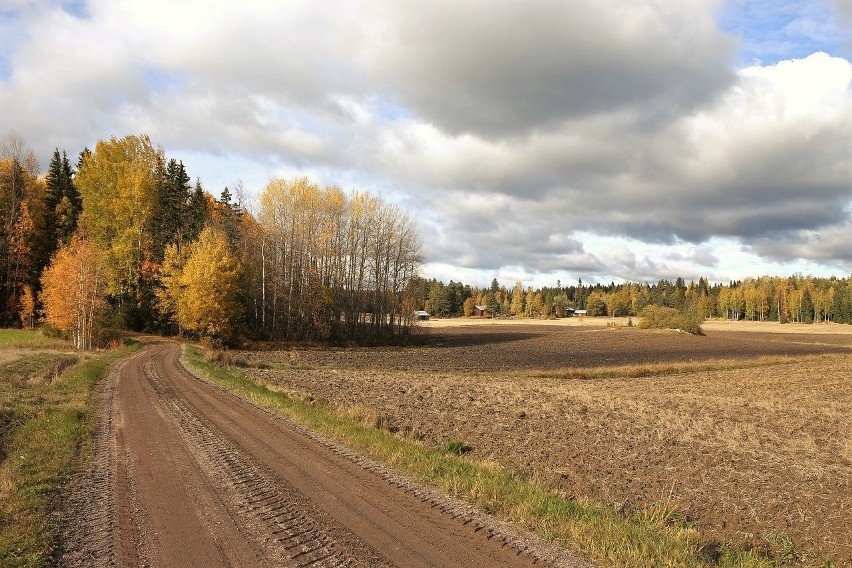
[
  {"xmin": 0, "ymin": 0, "xmax": 849, "ymax": 284},
  {"xmin": 366, "ymin": 0, "xmax": 737, "ymax": 137},
  {"xmin": 366, "ymin": 53, "xmax": 850, "ymax": 271}
]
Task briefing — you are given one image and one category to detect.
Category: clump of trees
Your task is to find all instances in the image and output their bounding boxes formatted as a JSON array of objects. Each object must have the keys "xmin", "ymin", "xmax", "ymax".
[
  {"xmin": 637, "ymin": 305, "xmax": 704, "ymax": 335},
  {"xmin": 1, "ymin": 131, "xmax": 423, "ymax": 348},
  {"xmin": 0, "ymin": 132, "xmax": 43, "ymax": 326},
  {"xmin": 257, "ymin": 177, "xmax": 423, "ymax": 342},
  {"xmin": 3, "ymin": 129, "xmax": 850, "ymax": 348},
  {"xmin": 158, "ymin": 227, "xmax": 243, "ymax": 344}
]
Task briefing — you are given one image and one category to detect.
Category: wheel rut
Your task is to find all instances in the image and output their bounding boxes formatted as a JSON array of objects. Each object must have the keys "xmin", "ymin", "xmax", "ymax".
[{"xmin": 142, "ymin": 358, "xmax": 353, "ymax": 567}]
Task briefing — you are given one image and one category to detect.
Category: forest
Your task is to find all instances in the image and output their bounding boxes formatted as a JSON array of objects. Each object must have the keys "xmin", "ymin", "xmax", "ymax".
[
  {"xmin": 414, "ymin": 274, "xmax": 852, "ymax": 324},
  {"xmin": 1, "ymin": 130, "xmax": 850, "ymax": 349},
  {"xmin": 0, "ymin": 132, "xmax": 422, "ymax": 347}
]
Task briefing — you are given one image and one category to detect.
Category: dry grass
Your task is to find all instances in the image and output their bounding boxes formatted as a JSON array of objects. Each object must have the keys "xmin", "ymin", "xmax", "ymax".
[
  {"xmin": 0, "ymin": 330, "xmax": 140, "ymax": 566},
  {"xmin": 421, "ymin": 316, "xmax": 852, "ymax": 336}
]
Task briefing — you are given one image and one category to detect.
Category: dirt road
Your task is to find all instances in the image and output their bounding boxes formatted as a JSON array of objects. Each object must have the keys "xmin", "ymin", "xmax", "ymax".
[{"xmin": 61, "ymin": 342, "xmax": 584, "ymax": 567}]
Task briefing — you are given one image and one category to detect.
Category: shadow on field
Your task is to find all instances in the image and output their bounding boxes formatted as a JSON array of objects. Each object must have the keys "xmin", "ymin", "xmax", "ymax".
[{"xmin": 421, "ymin": 328, "xmax": 546, "ymax": 348}]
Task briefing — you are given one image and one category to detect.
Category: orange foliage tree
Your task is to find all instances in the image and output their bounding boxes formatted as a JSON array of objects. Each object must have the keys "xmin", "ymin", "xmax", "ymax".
[
  {"xmin": 18, "ymin": 285, "xmax": 36, "ymax": 329},
  {"xmin": 40, "ymin": 236, "xmax": 106, "ymax": 349}
]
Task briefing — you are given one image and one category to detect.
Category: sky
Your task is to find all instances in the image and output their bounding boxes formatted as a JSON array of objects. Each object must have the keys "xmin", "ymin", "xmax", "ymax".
[{"xmin": 0, "ymin": 0, "xmax": 850, "ymax": 288}]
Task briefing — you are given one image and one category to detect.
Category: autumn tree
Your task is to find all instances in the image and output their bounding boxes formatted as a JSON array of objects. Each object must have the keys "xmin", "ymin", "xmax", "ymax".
[
  {"xmin": 76, "ymin": 136, "xmax": 160, "ymax": 293},
  {"xmin": 510, "ymin": 281, "xmax": 524, "ymax": 316},
  {"xmin": 585, "ymin": 290, "xmax": 607, "ymax": 316},
  {"xmin": 157, "ymin": 227, "xmax": 243, "ymax": 343},
  {"xmin": 463, "ymin": 296, "xmax": 476, "ymax": 317},
  {"xmin": 40, "ymin": 236, "xmax": 106, "ymax": 350},
  {"xmin": 19, "ymin": 285, "xmax": 36, "ymax": 329},
  {"xmin": 0, "ymin": 132, "xmax": 41, "ymax": 324},
  {"xmin": 75, "ymin": 135, "xmax": 163, "ymax": 326}
]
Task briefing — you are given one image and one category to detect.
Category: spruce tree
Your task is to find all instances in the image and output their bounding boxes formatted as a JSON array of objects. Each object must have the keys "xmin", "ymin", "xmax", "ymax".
[
  {"xmin": 801, "ymin": 287, "xmax": 814, "ymax": 324},
  {"xmin": 186, "ymin": 179, "xmax": 210, "ymax": 243},
  {"xmin": 151, "ymin": 158, "xmax": 192, "ymax": 261},
  {"xmin": 38, "ymin": 149, "xmax": 81, "ymax": 279}
]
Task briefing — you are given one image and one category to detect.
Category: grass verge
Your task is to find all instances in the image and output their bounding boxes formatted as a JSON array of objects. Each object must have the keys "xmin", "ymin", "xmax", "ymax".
[
  {"xmin": 0, "ymin": 330, "xmax": 140, "ymax": 567},
  {"xmin": 184, "ymin": 344, "xmax": 779, "ymax": 568}
]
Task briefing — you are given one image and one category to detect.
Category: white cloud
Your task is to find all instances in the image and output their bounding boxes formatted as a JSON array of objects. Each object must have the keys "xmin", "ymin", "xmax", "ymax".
[{"xmin": 0, "ymin": 0, "xmax": 848, "ymax": 286}]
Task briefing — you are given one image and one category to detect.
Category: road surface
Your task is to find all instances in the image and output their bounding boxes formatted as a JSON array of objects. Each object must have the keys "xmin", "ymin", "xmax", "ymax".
[{"xmin": 60, "ymin": 342, "xmax": 588, "ymax": 567}]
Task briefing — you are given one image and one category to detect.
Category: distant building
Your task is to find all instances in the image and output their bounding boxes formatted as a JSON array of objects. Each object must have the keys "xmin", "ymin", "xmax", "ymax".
[
  {"xmin": 471, "ymin": 305, "xmax": 488, "ymax": 317},
  {"xmin": 413, "ymin": 310, "xmax": 431, "ymax": 321}
]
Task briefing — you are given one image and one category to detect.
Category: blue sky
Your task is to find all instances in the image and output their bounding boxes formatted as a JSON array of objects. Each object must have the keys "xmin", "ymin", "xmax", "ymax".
[
  {"xmin": 720, "ymin": 0, "xmax": 849, "ymax": 64},
  {"xmin": 0, "ymin": 0, "xmax": 849, "ymax": 287}
]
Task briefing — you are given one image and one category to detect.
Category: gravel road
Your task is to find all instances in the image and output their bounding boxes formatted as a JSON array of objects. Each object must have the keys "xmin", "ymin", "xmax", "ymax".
[{"xmin": 59, "ymin": 342, "xmax": 589, "ymax": 567}]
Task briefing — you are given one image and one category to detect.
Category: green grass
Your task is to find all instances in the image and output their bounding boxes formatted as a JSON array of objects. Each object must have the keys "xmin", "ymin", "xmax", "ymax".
[
  {"xmin": 0, "ymin": 329, "xmax": 140, "ymax": 567},
  {"xmin": 0, "ymin": 329, "xmax": 69, "ymax": 350},
  {"xmin": 184, "ymin": 344, "xmax": 778, "ymax": 568}
]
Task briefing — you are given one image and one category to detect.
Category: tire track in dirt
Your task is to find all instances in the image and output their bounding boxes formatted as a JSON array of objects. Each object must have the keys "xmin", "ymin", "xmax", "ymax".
[
  {"xmin": 58, "ymin": 354, "xmax": 121, "ymax": 567},
  {"xmin": 61, "ymin": 342, "xmax": 589, "ymax": 567},
  {"xmin": 141, "ymin": 357, "xmax": 357, "ymax": 567}
]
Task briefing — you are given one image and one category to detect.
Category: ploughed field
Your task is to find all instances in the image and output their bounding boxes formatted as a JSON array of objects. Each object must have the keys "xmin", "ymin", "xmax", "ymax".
[{"xmin": 238, "ymin": 324, "xmax": 852, "ymax": 564}]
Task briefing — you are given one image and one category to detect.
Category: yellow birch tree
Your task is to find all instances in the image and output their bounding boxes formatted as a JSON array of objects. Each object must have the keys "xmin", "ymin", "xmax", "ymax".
[
  {"xmin": 75, "ymin": 135, "xmax": 161, "ymax": 297},
  {"xmin": 159, "ymin": 227, "xmax": 243, "ymax": 342}
]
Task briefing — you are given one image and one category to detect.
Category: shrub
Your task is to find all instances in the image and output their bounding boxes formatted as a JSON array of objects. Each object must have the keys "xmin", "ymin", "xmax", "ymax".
[
  {"xmin": 638, "ymin": 305, "xmax": 704, "ymax": 335},
  {"xmin": 441, "ymin": 440, "xmax": 473, "ymax": 455},
  {"xmin": 40, "ymin": 323, "xmax": 66, "ymax": 339}
]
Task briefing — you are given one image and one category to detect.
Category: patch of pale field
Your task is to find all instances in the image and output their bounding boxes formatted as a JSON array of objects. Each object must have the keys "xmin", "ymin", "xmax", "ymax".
[
  {"xmin": 423, "ymin": 316, "xmax": 852, "ymax": 335},
  {"xmin": 419, "ymin": 316, "xmax": 630, "ymax": 328},
  {"xmin": 701, "ymin": 319, "xmax": 852, "ymax": 335},
  {"xmin": 253, "ymin": 353, "xmax": 852, "ymax": 563},
  {"xmin": 0, "ymin": 351, "xmax": 22, "ymax": 366}
]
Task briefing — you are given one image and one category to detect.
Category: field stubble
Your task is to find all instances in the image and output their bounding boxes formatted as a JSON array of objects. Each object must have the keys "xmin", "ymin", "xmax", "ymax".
[{"xmin": 240, "ymin": 324, "xmax": 852, "ymax": 564}]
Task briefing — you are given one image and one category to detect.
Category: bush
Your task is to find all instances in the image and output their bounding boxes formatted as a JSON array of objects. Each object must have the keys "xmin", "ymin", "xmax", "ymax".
[
  {"xmin": 40, "ymin": 323, "xmax": 66, "ymax": 339},
  {"xmin": 441, "ymin": 440, "xmax": 473, "ymax": 455},
  {"xmin": 638, "ymin": 305, "xmax": 704, "ymax": 335}
]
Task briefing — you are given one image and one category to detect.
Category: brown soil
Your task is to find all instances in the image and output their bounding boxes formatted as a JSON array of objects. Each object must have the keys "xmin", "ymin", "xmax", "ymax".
[
  {"xmin": 243, "ymin": 325, "xmax": 852, "ymax": 565},
  {"xmin": 242, "ymin": 325, "xmax": 852, "ymax": 372},
  {"xmin": 60, "ymin": 342, "xmax": 587, "ymax": 567}
]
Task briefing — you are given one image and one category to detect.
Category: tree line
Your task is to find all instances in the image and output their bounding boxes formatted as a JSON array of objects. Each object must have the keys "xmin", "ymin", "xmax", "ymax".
[
  {"xmin": 1, "ymin": 132, "xmax": 423, "ymax": 347},
  {"xmin": 414, "ymin": 274, "xmax": 852, "ymax": 325}
]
